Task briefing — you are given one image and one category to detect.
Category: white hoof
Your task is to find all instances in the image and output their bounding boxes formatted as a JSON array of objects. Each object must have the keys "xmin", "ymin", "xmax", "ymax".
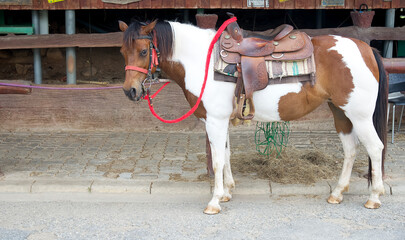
[
  {"xmin": 203, "ymin": 205, "xmax": 221, "ymax": 215},
  {"xmin": 364, "ymin": 200, "xmax": 381, "ymax": 209},
  {"xmin": 220, "ymin": 194, "xmax": 232, "ymax": 202},
  {"xmin": 327, "ymin": 194, "xmax": 343, "ymax": 204}
]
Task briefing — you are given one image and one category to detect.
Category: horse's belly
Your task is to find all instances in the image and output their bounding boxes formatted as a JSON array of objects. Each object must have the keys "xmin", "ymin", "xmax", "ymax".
[{"xmin": 252, "ymin": 82, "xmax": 302, "ymax": 122}]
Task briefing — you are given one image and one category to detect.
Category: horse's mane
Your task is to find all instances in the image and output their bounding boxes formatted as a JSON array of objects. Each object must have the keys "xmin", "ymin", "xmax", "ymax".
[{"xmin": 123, "ymin": 20, "xmax": 173, "ymax": 61}]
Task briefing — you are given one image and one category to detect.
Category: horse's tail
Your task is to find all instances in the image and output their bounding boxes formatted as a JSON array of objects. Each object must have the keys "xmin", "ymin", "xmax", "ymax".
[{"xmin": 369, "ymin": 48, "xmax": 388, "ymax": 186}]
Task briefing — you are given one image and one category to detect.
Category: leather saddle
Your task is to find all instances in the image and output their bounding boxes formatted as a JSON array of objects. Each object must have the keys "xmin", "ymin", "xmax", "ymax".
[{"xmin": 220, "ymin": 14, "xmax": 314, "ymax": 121}]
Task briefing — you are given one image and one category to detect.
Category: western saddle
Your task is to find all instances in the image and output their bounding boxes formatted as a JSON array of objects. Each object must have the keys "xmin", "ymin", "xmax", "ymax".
[{"xmin": 219, "ymin": 13, "xmax": 314, "ymax": 121}]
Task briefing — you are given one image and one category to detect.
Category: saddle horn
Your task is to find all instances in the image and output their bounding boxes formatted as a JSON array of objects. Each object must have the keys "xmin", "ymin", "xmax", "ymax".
[{"xmin": 225, "ymin": 12, "xmax": 243, "ymax": 42}]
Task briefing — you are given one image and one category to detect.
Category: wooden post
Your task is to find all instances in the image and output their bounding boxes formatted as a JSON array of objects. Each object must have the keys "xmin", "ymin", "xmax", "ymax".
[{"xmin": 195, "ymin": 14, "xmax": 218, "ymax": 30}]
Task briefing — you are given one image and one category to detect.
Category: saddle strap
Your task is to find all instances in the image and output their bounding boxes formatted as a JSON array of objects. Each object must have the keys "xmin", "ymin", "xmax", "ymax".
[{"xmin": 241, "ymin": 56, "xmax": 268, "ymax": 99}]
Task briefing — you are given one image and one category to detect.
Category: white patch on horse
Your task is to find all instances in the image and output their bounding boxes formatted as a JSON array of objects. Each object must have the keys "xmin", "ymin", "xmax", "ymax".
[
  {"xmin": 253, "ymin": 82, "xmax": 303, "ymax": 122},
  {"xmin": 328, "ymin": 36, "xmax": 378, "ymax": 117},
  {"xmin": 169, "ymin": 22, "xmax": 235, "ymax": 119}
]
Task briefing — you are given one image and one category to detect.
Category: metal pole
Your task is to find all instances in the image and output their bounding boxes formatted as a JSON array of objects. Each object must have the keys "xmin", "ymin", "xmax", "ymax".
[
  {"xmin": 66, "ymin": 10, "xmax": 76, "ymax": 85},
  {"xmin": 383, "ymin": 9, "xmax": 395, "ymax": 58},
  {"xmin": 39, "ymin": 10, "xmax": 48, "ymax": 35},
  {"xmin": 31, "ymin": 10, "xmax": 42, "ymax": 84}
]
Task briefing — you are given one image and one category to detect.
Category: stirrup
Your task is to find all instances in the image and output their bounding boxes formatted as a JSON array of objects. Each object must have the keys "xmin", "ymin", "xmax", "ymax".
[{"xmin": 236, "ymin": 94, "xmax": 255, "ymax": 121}]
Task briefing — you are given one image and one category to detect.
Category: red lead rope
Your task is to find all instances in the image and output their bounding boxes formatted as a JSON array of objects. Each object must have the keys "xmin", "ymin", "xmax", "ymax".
[{"xmin": 145, "ymin": 17, "xmax": 237, "ymax": 123}]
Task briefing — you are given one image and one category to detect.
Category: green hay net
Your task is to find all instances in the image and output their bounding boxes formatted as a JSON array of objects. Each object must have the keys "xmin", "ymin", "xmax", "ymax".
[{"xmin": 254, "ymin": 121, "xmax": 290, "ymax": 157}]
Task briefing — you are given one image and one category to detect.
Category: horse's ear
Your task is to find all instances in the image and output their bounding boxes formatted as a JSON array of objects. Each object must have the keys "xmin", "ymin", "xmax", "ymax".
[
  {"xmin": 119, "ymin": 20, "xmax": 128, "ymax": 32},
  {"xmin": 141, "ymin": 20, "xmax": 157, "ymax": 35}
]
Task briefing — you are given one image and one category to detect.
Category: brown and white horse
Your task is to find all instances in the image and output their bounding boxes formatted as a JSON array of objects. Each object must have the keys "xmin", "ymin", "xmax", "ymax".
[{"xmin": 119, "ymin": 19, "xmax": 387, "ymax": 214}]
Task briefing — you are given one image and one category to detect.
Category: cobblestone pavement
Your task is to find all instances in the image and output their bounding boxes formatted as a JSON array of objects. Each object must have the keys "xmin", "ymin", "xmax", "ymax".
[{"xmin": 0, "ymin": 130, "xmax": 404, "ymax": 195}]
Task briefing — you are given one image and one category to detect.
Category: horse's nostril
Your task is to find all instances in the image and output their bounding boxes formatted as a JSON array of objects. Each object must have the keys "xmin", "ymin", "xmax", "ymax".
[
  {"xmin": 123, "ymin": 88, "xmax": 137, "ymax": 100},
  {"xmin": 129, "ymin": 88, "xmax": 136, "ymax": 99}
]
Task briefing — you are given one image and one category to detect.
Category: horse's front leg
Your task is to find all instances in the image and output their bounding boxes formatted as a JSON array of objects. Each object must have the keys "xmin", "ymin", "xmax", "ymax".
[{"xmin": 203, "ymin": 117, "xmax": 229, "ymax": 215}]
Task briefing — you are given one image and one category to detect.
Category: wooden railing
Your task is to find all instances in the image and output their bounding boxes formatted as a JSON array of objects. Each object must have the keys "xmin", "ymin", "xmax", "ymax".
[{"xmin": 1, "ymin": 26, "xmax": 405, "ymax": 50}]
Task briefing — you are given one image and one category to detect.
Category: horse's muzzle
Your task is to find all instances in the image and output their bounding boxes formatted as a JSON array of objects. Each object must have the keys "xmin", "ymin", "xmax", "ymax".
[{"xmin": 123, "ymin": 87, "xmax": 142, "ymax": 101}]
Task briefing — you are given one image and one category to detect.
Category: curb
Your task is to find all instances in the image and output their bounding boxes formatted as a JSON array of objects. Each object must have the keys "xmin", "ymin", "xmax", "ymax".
[{"xmin": 0, "ymin": 178, "xmax": 403, "ymax": 196}]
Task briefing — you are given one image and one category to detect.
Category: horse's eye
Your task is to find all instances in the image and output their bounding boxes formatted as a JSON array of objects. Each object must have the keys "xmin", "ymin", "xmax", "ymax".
[{"xmin": 140, "ymin": 49, "xmax": 148, "ymax": 57}]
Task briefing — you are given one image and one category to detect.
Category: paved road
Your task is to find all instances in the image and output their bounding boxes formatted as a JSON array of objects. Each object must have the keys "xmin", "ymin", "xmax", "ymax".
[{"xmin": 0, "ymin": 193, "xmax": 404, "ymax": 240}]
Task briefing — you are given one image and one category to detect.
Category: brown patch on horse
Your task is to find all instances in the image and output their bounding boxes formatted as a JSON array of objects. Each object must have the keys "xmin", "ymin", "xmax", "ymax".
[
  {"xmin": 278, "ymin": 36, "xmax": 360, "ymax": 121},
  {"xmin": 160, "ymin": 61, "xmax": 207, "ymax": 119},
  {"xmin": 356, "ymin": 40, "xmax": 379, "ymax": 82},
  {"xmin": 278, "ymin": 82, "xmax": 325, "ymax": 121},
  {"xmin": 311, "ymin": 36, "xmax": 354, "ymax": 108},
  {"xmin": 328, "ymin": 102, "xmax": 353, "ymax": 134}
]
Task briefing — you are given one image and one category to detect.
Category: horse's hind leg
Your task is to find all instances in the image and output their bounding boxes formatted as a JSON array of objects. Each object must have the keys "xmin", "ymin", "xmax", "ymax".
[
  {"xmin": 221, "ymin": 132, "xmax": 235, "ymax": 202},
  {"xmin": 350, "ymin": 119, "xmax": 385, "ymax": 208},
  {"xmin": 327, "ymin": 103, "xmax": 358, "ymax": 204}
]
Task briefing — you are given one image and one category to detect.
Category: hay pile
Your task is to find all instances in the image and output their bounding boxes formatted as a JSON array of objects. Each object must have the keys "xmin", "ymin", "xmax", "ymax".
[{"xmin": 231, "ymin": 148, "xmax": 367, "ymax": 184}]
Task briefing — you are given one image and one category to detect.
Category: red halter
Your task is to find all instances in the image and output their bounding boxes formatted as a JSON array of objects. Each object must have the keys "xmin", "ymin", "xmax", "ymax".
[
  {"xmin": 125, "ymin": 32, "xmax": 160, "ymax": 76},
  {"xmin": 124, "ymin": 65, "xmax": 148, "ymax": 74}
]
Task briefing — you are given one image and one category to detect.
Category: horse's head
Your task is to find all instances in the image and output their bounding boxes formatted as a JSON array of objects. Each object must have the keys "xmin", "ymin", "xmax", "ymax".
[{"xmin": 119, "ymin": 20, "xmax": 158, "ymax": 101}]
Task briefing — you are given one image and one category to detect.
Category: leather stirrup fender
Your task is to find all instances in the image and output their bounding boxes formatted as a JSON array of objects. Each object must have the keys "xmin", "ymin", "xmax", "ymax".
[{"xmin": 241, "ymin": 56, "xmax": 268, "ymax": 99}]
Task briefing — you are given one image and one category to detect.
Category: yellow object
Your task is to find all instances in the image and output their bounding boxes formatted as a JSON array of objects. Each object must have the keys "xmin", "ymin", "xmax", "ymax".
[
  {"xmin": 279, "ymin": 0, "xmax": 289, "ymax": 2},
  {"xmin": 48, "ymin": 0, "xmax": 64, "ymax": 3}
]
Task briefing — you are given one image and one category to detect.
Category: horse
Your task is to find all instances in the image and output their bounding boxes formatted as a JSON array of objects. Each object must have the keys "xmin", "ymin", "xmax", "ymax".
[{"xmin": 118, "ymin": 18, "xmax": 388, "ymax": 215}]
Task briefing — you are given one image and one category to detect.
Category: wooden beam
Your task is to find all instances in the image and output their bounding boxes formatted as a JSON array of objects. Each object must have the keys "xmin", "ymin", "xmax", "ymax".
[
  {"xmin": 383, "ymin": 58, "xmax": 405, "ymax": 74},
  {"xmin": 0, "ymin": 80, "xmax": 32, "ymax": 94},
  {"xmin": 0, "ymin": 32, "xmax": 123, "ymax": 50},
  {"xmin": 255, "ymin": 26, "xmax": 405, "ymax": 44},
  {"xmin": 0, "ymin": 86, "xmax": 31, "ymax": 94},
  {"xmin": 1, "ymin": 26, "xmax": 405, "ymax": 50}
]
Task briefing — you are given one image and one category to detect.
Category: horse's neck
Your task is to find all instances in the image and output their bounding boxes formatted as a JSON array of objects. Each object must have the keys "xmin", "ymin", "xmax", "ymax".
[
  {"xmin": 161, "ymin": 22, "xmax": 215, "ymax": 94},
  {"xmin": 169, "ymin": 22, "xmax": 213, "ymax": 58}
]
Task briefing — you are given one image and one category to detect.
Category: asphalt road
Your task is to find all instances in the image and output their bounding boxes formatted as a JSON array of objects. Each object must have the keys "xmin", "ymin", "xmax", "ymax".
[{"xmin": 0, "ymin": 193, "xmax": 404, "ymax": 240}]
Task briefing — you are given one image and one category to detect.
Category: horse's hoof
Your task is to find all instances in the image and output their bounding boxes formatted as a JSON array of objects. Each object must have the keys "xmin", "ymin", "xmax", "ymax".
[
  {"xmin": 203, "ymin": 205, "xmax": 221, "ymax": 215},
  {"xmin": 364, "ymin": 200, "xmax": 381, "ymax": 209},
  {"xmin": 220, "ymin": 195, "xmax": 231, "ymax": 202},
  {"xmin": 327, "ymin": 195, "xmax": 342, "ymax": 204}
]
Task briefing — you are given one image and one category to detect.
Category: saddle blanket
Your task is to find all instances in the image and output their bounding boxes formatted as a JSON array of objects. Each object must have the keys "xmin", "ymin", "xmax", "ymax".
[{"xmin": 214, "ymin": 53, "xmax": 316, "ymax": 85}]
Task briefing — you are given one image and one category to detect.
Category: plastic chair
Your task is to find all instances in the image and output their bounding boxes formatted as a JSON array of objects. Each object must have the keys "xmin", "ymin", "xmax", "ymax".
[{"xmin": 387, "ymin": 74, "xmax": 405, "ymax": 143}]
